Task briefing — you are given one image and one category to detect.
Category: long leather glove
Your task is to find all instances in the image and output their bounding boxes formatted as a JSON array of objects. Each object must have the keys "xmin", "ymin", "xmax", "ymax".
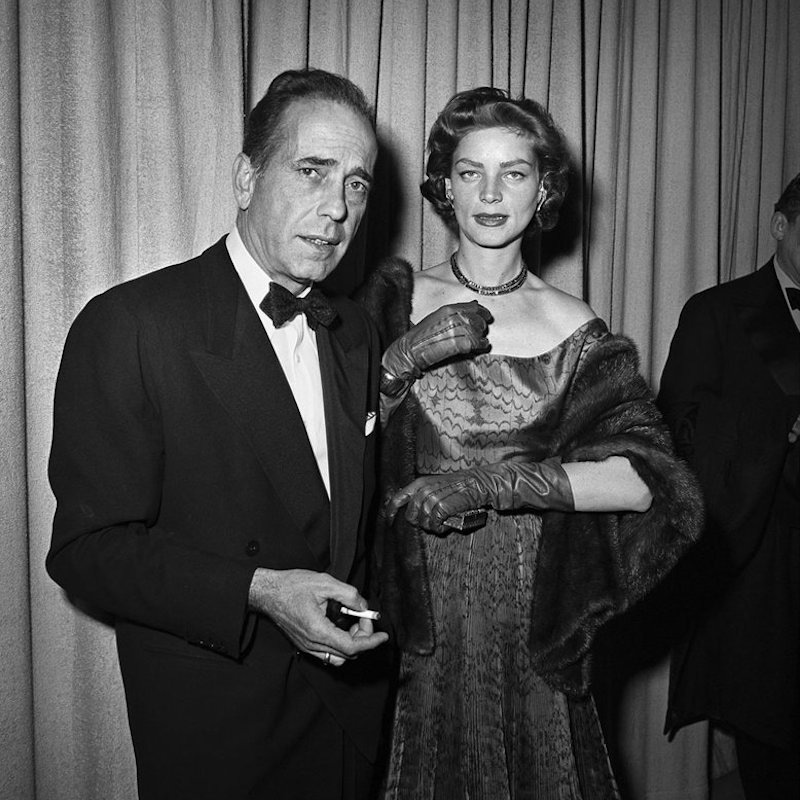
[
  {"xmin": 386, "ymin": 458, "xmax": 575, "ymax": 534},
  {"xmin": 380, "ymin": 301, "xmax": 492, "ymax": 398}
]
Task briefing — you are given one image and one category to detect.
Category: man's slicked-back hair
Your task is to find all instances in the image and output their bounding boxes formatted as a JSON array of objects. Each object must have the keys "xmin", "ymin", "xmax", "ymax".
[
  {"xmin": 242, "ymin": 68, "xmax": 375, "ymax": 174},
  {"xmin": 774, "ymin": 172, "xmax": 800, "ymax": 223}
]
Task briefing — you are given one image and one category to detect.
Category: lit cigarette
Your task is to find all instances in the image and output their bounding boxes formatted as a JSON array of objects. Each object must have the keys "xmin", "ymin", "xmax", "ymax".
[{"xmin": 339, "ymin": 606, "xmax": 381, "ymax": 621}]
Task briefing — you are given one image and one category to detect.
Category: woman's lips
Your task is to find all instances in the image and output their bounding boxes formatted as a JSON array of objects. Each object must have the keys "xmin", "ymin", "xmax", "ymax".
[{"xmin": 473, "ymin": 214, "xmax": 508, "ymax": 227}]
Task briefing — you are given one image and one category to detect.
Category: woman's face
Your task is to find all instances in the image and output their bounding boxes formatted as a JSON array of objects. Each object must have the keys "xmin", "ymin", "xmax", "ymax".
[{"xmin": 445, "ymin": 126, "xmax": 543, "ymax": 249}]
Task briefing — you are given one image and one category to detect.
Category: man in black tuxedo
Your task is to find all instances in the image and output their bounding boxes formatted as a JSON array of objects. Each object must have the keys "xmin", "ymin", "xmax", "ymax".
[
  {"xmin": 659, "ymin": 173, "xmax": 800, "ymax": 797},
  {"xmin": 47, "ymin": 69, "xmax": 391, "ymax": 800}
]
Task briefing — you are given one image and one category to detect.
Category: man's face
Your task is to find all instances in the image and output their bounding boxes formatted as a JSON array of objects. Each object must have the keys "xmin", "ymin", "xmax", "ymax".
[
  {"xmin": 772, "ymin": 211, "xmax": 800, "ymax": 285},
  {"xmin": 234, "ymin": 99, "xmax": 377, "ymax": 293}
]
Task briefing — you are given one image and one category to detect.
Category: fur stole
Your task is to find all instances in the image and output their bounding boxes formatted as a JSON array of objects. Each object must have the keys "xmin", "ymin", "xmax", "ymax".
[
  {"xmin": 354, "ymin": 258, "xmax": 436, "ymax": 653},
  {"xmin": 356, "ymin": 258, "xmax": 704, "ymax": 696},
  {"xmin": 531, "ymin": 334, "xmax": 704, "ymax": 694}
]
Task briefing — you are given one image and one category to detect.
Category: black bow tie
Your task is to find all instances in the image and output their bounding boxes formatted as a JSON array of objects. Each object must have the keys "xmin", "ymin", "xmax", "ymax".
[
  {"xmin": 787, "ymin": 286, "xmax": 800, "ymax": 311},
  {"xmin": 260, "ymin": 283, "xmax": 338, "ymax": 330}
]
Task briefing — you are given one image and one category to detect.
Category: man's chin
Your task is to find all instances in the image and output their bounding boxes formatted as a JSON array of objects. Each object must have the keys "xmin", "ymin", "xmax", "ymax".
[
  {"xmin": 297, "ymin": 250, "xmax": 346, "ymax": 280},
  {"xmin": 290, "ymin": 261, "xmax": 341, "ymax": 287}
]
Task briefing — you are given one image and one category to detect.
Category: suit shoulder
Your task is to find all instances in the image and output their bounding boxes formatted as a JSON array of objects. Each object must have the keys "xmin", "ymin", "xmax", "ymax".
[
  {"xmin": 80, "ymin": 240, "xmax": 226, "ymax": 320},
  {"xmin": 110, "ymin": 243, "xmax": 224, "ymax": 302},
  {"xmin": 684, "ymin": 262, "xmax": 773, "ymax": 311},
  {"xmin": 66, "ymin": 242, "xmax": 231, "ymax": 354}
]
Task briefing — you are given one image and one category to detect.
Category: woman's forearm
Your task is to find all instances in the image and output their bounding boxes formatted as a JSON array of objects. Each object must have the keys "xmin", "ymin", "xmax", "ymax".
[{"xmin": 562, "ymin": 456, "xmax": 652, "ymax": 513}]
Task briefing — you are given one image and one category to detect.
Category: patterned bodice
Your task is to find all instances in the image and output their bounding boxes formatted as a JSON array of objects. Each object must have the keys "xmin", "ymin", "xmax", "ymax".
[{"xmin": 412, "ymin": 318, "xmax": 608, "ymax": 474}]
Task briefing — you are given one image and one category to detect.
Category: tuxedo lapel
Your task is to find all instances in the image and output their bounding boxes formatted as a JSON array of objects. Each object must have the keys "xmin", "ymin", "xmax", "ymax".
[
  {"xmin": 317, "ymin": 321, "xmax": 368, "ymax": 582},
  {"xmin": 734, "ymin": 262, "xmax": 800, "ymax": 398},
  {"xmin": 190, "ymin": 249, "xmax": 331, "ymax": 565}
]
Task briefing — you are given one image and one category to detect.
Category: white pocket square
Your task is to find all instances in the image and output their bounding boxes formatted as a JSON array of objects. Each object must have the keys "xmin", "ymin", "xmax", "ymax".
[{"xmin": 365, "ymin": 411, "xmax": 377, "ymax": 436}]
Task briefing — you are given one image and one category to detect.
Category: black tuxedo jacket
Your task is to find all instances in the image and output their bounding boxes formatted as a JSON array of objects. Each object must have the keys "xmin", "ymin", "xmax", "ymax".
[
  {"xmin": 658, "ymin": 260, "xmax": 800, "ymax": 750},
  {"xmin": 47, "ymin": 239, "xmax": 390, "ymax": 797}
]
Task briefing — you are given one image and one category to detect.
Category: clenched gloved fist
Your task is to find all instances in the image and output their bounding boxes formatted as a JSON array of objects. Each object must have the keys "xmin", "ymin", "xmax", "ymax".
[
  {"xmin": 380, "ymin": 302, "xmax": 492, "ymax": 397},
  {"xmin": 386, "ymin": 458, "xmax": 575, "ymax": 534}
]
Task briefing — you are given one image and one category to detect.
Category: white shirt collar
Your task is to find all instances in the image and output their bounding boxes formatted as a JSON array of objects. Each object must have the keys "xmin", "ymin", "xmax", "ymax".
[
  {"xmin": 774, "ymin": 254, "xmax": 800, "ymax": 332},
  {"xmin": 226, "ymin": 224, "xmax": 311, "ymax": 313},
  {"xmin": 774, "ymin": 252, "xmax": 800, "ymax": 291}
]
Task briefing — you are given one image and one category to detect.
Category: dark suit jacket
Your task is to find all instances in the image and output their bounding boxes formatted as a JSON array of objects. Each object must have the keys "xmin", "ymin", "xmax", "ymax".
[
  {"xmin": 47, "ymin": 239, "xmax": 390, "ymax": 798},
  {"xmin": 658, "ymin": 260, "xmax": 800, "ymax": 750}
]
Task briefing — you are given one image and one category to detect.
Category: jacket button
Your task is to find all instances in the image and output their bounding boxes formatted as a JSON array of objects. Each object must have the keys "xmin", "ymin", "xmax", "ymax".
[{"xmin": 245, "ymin": 540, "xmax": 260, "ymax": 556}]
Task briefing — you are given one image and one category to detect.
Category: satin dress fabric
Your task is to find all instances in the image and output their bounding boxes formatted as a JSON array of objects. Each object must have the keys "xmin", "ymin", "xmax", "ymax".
[{"xmin": 383, "ymin": 318, "xmax": 619, "ymax": 800}]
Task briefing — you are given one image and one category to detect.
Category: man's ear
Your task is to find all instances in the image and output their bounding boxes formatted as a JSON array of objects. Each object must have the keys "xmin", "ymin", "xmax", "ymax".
[
  {"xmin": 770, "ymin": 210, "xmax": 787, "ymax": 242},
  {"xmin": 232, "ymin": 153, "xmax": 256, "ymax": 210}
]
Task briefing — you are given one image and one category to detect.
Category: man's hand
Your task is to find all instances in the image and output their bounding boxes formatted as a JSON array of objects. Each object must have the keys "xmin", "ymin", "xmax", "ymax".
[
  {"xmin": 248, "ymin": 568, "xmax": 388, "ymax": 667},
  {"xmin": 382, "ymin": 301, "xmax": 492, "ymax": 386},
  {"xmin": 789, "ymin": 412, "xmax": 800, "ymax": 444}
]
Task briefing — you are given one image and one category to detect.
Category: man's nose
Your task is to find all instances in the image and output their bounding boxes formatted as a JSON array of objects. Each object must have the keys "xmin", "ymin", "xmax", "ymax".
[{"xmin": 318, "ymin": 185, "xmax": 348, "ymax": 221}]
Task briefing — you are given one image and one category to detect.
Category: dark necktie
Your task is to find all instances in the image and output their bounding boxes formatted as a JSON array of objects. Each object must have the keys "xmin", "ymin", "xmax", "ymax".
[
  {"xmin": 787, "ymin": 286, "xmax": 800, "ymax": 311},
  {"xmin": 260, "ymin": 283, "xmax": 338, "ymax": 330}
]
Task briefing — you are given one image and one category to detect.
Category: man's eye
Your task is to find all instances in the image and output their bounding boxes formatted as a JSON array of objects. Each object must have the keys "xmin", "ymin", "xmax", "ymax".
[
  {"xmin": 299, "ymin": 167, "xmax": 320, "ymax": 179},
  {"xmin": 347, "ymin": 180, "xmax": 369, "ymax": 195}
]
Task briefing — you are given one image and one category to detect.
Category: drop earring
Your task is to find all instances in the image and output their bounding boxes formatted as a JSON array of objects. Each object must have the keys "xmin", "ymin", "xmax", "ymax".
[{"xmin": 535, "ymin": 188, "xmax": 546, "ymax": 215}]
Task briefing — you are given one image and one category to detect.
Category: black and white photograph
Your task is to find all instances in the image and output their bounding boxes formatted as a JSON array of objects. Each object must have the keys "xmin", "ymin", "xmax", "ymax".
[{"xmin": 2, "ymin": 2, "xmax": 798, "ymax": 799}]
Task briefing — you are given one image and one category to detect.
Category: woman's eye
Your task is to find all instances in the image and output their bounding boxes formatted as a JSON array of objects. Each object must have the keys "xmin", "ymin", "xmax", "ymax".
[{"xmin": 459, "ymin": 170, "xmax": 479, "ymax": 180}]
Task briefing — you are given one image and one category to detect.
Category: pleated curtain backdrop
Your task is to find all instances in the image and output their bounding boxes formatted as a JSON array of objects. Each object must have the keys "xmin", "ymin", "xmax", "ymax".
[{"xmin": 2, "ymin": 2, "xmax": 798, "ymax": 799}]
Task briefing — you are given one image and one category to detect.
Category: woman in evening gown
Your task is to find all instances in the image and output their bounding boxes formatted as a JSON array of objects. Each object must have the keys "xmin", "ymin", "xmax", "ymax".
[{"xmin": 358, "ymin": 87, "xmax": 702, "ymax": 799}]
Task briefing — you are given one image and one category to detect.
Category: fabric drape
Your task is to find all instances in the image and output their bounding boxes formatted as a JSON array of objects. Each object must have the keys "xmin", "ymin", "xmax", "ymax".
[
  {"xmin": 3, "ymin": 2, "xmax": 797, "ymax": 799},
  {"xmin": 7, "ymin": 2, "xmax": 244, "ymax": 799},
  {"xmin": 1, "ymin": 3, "xmax": 33, "ymax": 800}
]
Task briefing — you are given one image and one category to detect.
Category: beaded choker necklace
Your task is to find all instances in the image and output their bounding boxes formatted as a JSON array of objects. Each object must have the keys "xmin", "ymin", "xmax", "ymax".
[{"xmin": 449, "ymin": 253, "xmax": 527, "ymax": 296}]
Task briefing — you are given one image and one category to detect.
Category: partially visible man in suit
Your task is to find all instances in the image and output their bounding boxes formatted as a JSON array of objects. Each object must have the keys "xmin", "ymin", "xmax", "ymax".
[
  {"xmin": 659, "ymin": 173, "xmax": 800, "ymax": 798},
  {"xmin": 47, "ymin": 69, "xmax": 391, "ymax": 800}
]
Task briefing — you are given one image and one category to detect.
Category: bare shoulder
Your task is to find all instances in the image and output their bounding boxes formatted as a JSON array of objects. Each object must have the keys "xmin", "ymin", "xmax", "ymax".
[
  {"xmin": 535, "ymin": 282, "xmax": 597, "ymax": 334},
  {"xmin": 482, "ymin": 279, "xmax": 599, "ymax": 357}
]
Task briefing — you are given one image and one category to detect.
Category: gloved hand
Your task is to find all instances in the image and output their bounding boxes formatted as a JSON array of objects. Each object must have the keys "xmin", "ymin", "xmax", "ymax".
[
  {"xmin": 380, "ymin": 302, "xmax": 492, "ymax": 397},
  {"xmin": 386, "ymin": 458, "xmax": 575, "ymax": 534}
]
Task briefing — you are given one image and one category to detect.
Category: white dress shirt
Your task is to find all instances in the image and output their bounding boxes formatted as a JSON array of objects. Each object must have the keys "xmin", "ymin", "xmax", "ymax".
[
  {"xmin": 774, "ymin": 255, "xmax": 800, "ymax": 334},
  {"xmin": 226, "ymin": 226, "xmax": 330, "ymax": 497}
]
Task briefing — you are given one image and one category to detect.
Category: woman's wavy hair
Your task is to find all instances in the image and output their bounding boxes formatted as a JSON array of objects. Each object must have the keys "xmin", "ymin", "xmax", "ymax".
[{"xmin": 421, "ymin": 87, "xmax": 570, "ymax": 235}]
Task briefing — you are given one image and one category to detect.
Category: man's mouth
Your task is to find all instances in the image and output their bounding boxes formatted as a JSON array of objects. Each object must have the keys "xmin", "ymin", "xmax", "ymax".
[{"xmin": 301, "ymin": 234, "xmax": 341, "ymax": 248}]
